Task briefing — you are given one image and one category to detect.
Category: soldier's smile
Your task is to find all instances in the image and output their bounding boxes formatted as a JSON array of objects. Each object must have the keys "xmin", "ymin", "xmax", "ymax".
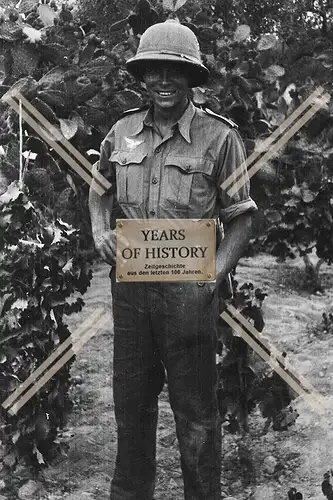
[
  {"xmin": 153, "ymin": 89, "xmax": 178, "ymax": 103},
  {"xmin": 156, "ymin": 90, "xmax": 176, "ymax": 97}
]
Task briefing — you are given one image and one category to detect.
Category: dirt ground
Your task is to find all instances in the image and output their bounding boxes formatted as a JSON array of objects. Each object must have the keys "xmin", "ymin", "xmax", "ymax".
[{"xmin": 35, "ymin": 254, "xmax": 333, "ymax": 500}]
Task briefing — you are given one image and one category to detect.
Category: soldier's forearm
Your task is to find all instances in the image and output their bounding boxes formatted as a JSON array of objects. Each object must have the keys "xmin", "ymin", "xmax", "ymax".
[
  {"xmin": 215, "ymin": 213, "xmax": 253, "ymax": 286},
  {"xmin": 88, "ymin": 183, "xmax": 114, "ymax": 237}
]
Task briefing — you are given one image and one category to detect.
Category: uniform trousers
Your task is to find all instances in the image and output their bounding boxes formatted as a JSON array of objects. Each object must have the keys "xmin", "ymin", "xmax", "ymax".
[{"xmin": 109, "ymin": 267, "xmax": 222, "ymax": 500}]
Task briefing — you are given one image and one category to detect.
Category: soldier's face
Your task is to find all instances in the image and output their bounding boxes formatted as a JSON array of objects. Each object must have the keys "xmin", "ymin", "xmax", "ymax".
[{"xmin": 143, "ymin": 62, "xmax": 190, "ymax": 111}]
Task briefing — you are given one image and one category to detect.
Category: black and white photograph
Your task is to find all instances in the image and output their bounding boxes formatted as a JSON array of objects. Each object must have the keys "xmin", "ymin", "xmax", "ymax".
[{"xmin": 0, "ymin": 0, "xmax": 333, "ymax": 499}]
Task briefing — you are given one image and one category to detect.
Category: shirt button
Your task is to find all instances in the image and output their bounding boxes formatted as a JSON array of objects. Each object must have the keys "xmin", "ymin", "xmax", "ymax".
[
  {"xmin": 152, "ymin": 177, "xmax": 158, "ymax": 184},
  {"xmin": 150, "ymin": 210, "xmax": 156, "ymax": 216},
  {"xmin": 155, "ymin": 146, "xmax": 161, "ymax": 153}
]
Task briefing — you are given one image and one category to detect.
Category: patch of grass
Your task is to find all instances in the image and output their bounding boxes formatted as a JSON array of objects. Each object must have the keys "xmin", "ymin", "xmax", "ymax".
[
  {"xmin": 320, "ymin": 267, "xmax": 333, "ymax": 290},
  {"xmin": 275, "ymin": 262, "xmax": 333, "ymax": 295},
  {"xmin": 71, "ymin": 386, "xmax": 99, "ymax": 412}
]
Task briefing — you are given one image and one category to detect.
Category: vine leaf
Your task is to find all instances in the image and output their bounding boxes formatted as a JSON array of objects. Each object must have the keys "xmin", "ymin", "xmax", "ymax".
[
  {"xmin": 0, "ymin": 22, "xmax": 23, "ymax": 43},
  {"xmin": 277, "ymin": 95, "xmax": 288, "ymax": 115},
  {"xmin": 174, "ymin": 0, "xmax": 188, "ymax": 11},
  {"xmin": 265, "ymin": 64, "xmax": 285, "ymax": 79},
  {"xmin": 234, "ymin": 24, "xmax": 251, "ymax": 42},
  {"xmin": 37, "ymin": 66, "xmax": 66, "ymax": 91},
  {"xmin": 315, "ymin": 48, "xmax": 333, "ymax": 68},
  {"xmin": 301, "ymin": 186, "xmax": 316, "ymax": 203},
  {"xmin": 257, "ymin": 34, "xmax": 277, "ymax": 51},
  {"xmin": 12, "ymin": 298, "xmax": 29, "ymax": 311},
  {"xmin": 110, "ymin": 41, "xmax": 128, "ymax": 63},
  {"xmin": 62, "ymin": 258, "xmax": 73, "ymax": 273},
  {"xmin": 0, "ymin": 294, "xmax": 12, "ymax": 317},
  {"xmin": 78, "ymin": 43, "xmax": 95, "ymax": 66},
  {"xmin": 127, "ymin": 7, "xmax": 159, "ymax": 35},
  {"xmin": 38, "ymin": 4, "xmax": 57, "ymax": 27},
  {"xmin": 3, "ymin": 452, "xmax": 17, "ymax": 468},
  {"xmin": 111, "ymin": 88, "xmax": 143, "ymax": 110},
  {"xmin": 40, "ymin": 43, "xmax": 69, "ymax": 66},
  {"xmin": 69, "ymin": 110, "xmax": 90, "ymax": 137},
  {"xmin": 59, "ymin": 117, "xmax": 78, "ymax": 140},
  {"xmin": 31, "ymin": 96, "xmax": 59, "ymax": 124},
  {"xmin": 65, "ymin": 173, "xmax": 78, "ymax": 195},
  {"xmin": 266, "ymin": 210, "xmax": 282, "ymax": 224},
  {"xmin": 22, "ymin": 25, "xmax": 42, "ymax": 44},
  {"xmin": 163, "ymin": 0, "xmax": 175, "ymax": 11},
  {"xmin": 32, "ymin": 445, "xmax": 45, "ymax": 465},
  {"xmin": 11, "ymin": 43, "xmax": 40, "ymax": 77},
  {"xmin": 19, "ymin": 0, "xmax": 39, "ymax": 14},
  {"xmin": 192, "ymin": 87, "xmax": 207, "ymax": 105},
  {"xmin": 5, "ymin": 76, "xmax": 38, "ymax": 100},
  {"xmin": 0, "ymin": 182, "xmax": 22, "ymax": 205},
  {"xmin": 37, "ymin": 89, "xmax": 69, "ymax": 115},
  {"xmin": 83, "ymin": 56, "xmax": 114, "ymax": 80},
  {"xmin": 76, "ymin": 106, "xmax": 107, "ymax": 128}
]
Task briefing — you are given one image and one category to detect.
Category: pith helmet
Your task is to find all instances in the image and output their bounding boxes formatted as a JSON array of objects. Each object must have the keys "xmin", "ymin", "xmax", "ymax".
[{"xmin": 126, "ymin": 20, "xmax": 209, "ymax": 88}]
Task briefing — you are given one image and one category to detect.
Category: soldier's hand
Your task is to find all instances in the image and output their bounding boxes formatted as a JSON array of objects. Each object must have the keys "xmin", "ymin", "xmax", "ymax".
[{"xmin": 94, "ymin": 229, "xmax": 117, "ymax": 266}]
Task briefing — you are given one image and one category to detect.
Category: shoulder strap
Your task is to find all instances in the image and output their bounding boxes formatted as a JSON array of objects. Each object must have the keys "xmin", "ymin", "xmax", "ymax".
[
  {"xmin": 119, "ymin": 105, "xmax": 150, "ymax": 119},
  {"xmin": 201, "ymin": 106, "xmax": 238, "ymax": 128}
]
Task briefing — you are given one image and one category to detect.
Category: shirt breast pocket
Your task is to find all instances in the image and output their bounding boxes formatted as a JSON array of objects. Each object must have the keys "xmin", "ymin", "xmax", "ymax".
[
  {"xmin": 110, "ymin": 150, "xmax": 147, "ymax": 208},
  {"xmin": 161, "ymin": 156, "xmax": 215, "ymax": 213}
]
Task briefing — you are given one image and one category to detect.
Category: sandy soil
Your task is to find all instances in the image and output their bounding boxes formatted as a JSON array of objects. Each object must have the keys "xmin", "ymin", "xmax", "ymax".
[{"xmin": 34, "ymin": 254, "xmax": 333, "ymax": 500}]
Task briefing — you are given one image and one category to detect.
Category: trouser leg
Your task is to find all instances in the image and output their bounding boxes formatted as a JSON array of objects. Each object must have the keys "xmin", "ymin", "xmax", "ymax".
[
  {"xmin": 152, "ymin": 282, "xmax": 222, "ymax": 500},
  {"xmin": 110, "ymin": 272, "xmax": 165, "ymax": 500}
]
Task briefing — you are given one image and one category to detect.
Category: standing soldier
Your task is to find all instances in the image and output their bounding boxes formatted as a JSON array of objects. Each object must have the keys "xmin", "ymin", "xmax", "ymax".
[{"xmin": 89, "ymin": 20, "xmax": 257, "ymax": 500}]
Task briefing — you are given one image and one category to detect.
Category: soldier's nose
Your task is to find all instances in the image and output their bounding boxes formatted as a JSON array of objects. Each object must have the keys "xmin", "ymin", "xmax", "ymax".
[{"xmin": 161, "ymin": 68, "xmax": 169, "ymax": 83}]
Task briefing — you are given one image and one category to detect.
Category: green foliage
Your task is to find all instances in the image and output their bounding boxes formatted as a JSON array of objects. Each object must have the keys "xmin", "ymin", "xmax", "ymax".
[
  {"xmin": 258, "ymin": 178, "xmax": 333, "ymax": 260},
  {"xmin": 0, "ymin": 181, "xmax": 93, "ymax": 467},
  {"xmin": 254, "ymin": 128, "xmax": 333, "ymax": 289},
  {"xmin": 217, "ymin": 279, "xmax": 298, "ymax": 434},
  {"xmin": 0, "ymin": 1, "xmax": 150, "ymax": 240},
  {"xmin": 311, "ymin": 310, "xmax": 333, "ymax": 338}
]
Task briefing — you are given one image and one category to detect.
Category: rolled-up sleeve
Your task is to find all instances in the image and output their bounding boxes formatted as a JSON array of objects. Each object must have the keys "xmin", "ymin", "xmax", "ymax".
[
  {"xmin": 217, "ymin": 128, "xmax": 257, "ymax": 224},
  {"xmin": 91, "ymin": 126, "xmax": 116, "ymax": 193}
]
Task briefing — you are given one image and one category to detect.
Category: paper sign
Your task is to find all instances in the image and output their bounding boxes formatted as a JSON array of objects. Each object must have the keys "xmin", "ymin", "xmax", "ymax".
[{"xmin": 116, "ymin": 219, "xmax": 216, "ymax": 282}]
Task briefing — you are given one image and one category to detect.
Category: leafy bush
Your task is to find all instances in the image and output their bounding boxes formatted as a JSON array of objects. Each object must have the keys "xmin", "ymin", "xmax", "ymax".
[
  {"xmin": 257, "ymin": 175, "xmax": 333, "ymax": 291},
  {"xmin": 0, "ymin": 0, "xmax": 149, "ymax": 238},
  {"xmin": 217, "ymin": 278, "xmax": 298, "ymax": 434},
  {"xmin": 0, "ymin": 181, "xmax": 93, "ymax": 468}
]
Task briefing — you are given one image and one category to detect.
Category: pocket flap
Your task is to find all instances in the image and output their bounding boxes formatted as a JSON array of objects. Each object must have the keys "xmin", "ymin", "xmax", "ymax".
[
  {"xmin": 165, "ymin": 156, "xmax": 214, "ymax": 175},
  {"xmin": 110, "ymin": 150, "xmax": 147, "ymax": 165}
]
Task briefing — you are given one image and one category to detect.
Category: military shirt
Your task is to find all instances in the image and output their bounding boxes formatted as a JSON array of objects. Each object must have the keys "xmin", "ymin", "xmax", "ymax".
[{"xmin": 92, "ymin": 100, "xmax": 257, "ymax": 223}]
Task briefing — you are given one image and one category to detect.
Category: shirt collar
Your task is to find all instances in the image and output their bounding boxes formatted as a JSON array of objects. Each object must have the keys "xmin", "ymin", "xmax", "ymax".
[
  {"xmin": 130, "ymin": 100, "xmax": 196, "ymax": 144},
  {"xmin": 177, "ymin": 100, "xmax": 196, "ymax": 144}
]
